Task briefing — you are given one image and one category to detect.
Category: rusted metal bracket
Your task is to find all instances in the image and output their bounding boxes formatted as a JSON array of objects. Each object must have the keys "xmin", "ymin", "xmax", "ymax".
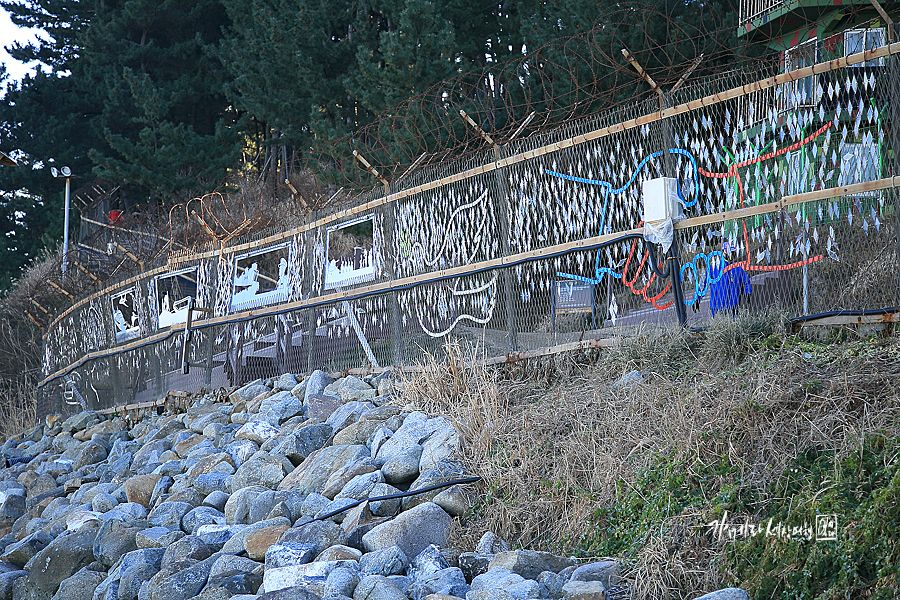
[
  {"xmin": 25, "ymin": 310, "xmax": 44, "ymax": 332},
  {"xmin": 48, "ymin": 280, "xmax": 74, "ymax": 301},
  {"xmin": 622, "ymin": 47, "xmax": 665, "ymax": 107},
  {"xmin": 284, "ymin": 178, "xmax": 310, "ymax": 209},
  {"xmin": 671, "ymin": 53, "xmax": 705, "ymax": 94},
  {"xmin": 29, "ymin": 298, "xmax": 50, "ymax": 316},
  {"xmin": 460, "ymin": 109, "xmax": 502, "ymax": 160},
  {"xmin": 352, "ymin": 150, "xmax": 390, "ymax": 193},
  {"xmin": 74, "ymin": 261, "xmax": 102, "ymax": 284},
  {"xmin": 868, "ymin": 0, "xmax": 895, "ymax": 42}
]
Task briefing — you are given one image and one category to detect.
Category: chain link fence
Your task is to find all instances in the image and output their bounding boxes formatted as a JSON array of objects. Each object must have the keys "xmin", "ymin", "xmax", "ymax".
[{"xmin": 37, "ymin": 40, "xmax": 900, "ymax": 418}]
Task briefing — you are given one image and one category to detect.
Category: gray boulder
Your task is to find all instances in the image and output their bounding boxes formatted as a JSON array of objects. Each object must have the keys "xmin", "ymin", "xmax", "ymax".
[
  {"xmin": 336, "ymin": 472, "xmax": 383, "ymax": 502},
  {"xmin": 361, "ymin": 503, "xmax": 451, "ymax": 560},
  {"xmin": 264, "ymin": 543, "xmax": 317, "ymax": 569},
  {"xmin": 75, "ymin": 442, "xmax": 108, "ymax": 470},
  {"xmin": 100, "ymin": 503, "xmax": 148, "ymax": 523},
  {"xmin": 182, "ymin": 507, "xmax": 226, "ymax": 535},
  {"xmin": 148, "ymin": 501, "xmax": 192, "ymax": 530},
  {"xmin": 235, "ymin": 422, "xmax": 281, "ymax": 445},
  {"xmin": 406, "ymin": 544, "xmax": 449, "ymax": 582},
  {"xmin": 324, "ymin": 567, "xmax": 359, "ymax": 598},
  {"xmin": 352, "ymin": 575, "xmax": 406, "ymax": 600},
  {"xmin": 488, "ymin": 550, "xmax": 576, "ymax": 581},
  {"xmin": 198, "ymin": 570, "xmax": 263, "ymax": 598},
  {"xmin": 473, "ymin": 532, "xmax": 507, "ymax": 555},
  {"xmin": 418, "ymin": 427, "xmax": 460, "ymax": 473},
  {"xmin": 161, "ymin": 536, "xmax": 211, "ymax": 570},
  {"xmin": 325, "ymin": 402, "xmax": 372, "ymax": 433},
  {"xmin": 278, "ymin": 446, "xmax": 369, "ymax": 496},
  {"xmin": 0, "ymin": 531, "xmax": 52, "ymax": 567},
  {"xmin": 304, "ymin": 371, "xmax": 335, "ymax": 403},
  {"xmin": 293, "ymin": 425, "xmax": 334, "ymax": 461},
  {"xmin": 367, "ymin": 483, "xmax": 401, "ymax": 518},
  {"xmin": 359, "ymin": 546, "xmax": 407, "ymax": 577},
  {"xmin": 432, "ymin": 486, "xmax": 469, "ymax": 518},
  {"xmin": 93, "ymin": 519, "xmax": 143, "ymax": 567},
  {"xmin": 381, "ymin": 446, "xmax": 421, "ymax": 485},
  {"xmin": 195, "ymin": 524, "xmax": 238, "ymax": 550},
  {"xmin": 560, "ymin": 580, "xmax": 607, "ymax": 600},
  {"xmin": 258, "ymin": 586, "xmax": 323, "ymax": 600},
  {"xmin": 262, "ymin": 560, "xmax": 357, "ymax": 596},
  {"xmin": 399, "ymin": 461, "xmax": 466, "ymax": 512},
  {"xmin": 49, "ymin": 566, "xmax": 105, "ymax": 600},
  {"xmin": 232, "ymin": 455, "xmax": 292, "ymax": 491},
  {"xmin": 136, "ymin": 527, "xmax": 185, "ymax": 549},
  {"xmin": 569, "ymin": 560, "xmax": 622, "ymax": 590},
  {"xmin": 119, "ymin": 563, "xmax": 158, "ymax": 600},
  {"xmin": 224, "ymin": 440, "xmax": 259, "ymax": 468},
  {"xmin": 202, "ymin": 491, "xmax": 230, "ymax": 513},
  {"xmin": 20, "ymin": 528, "xmax": 98, "ymax": 600},
  {"xmin": 266, "ymin": 398, "xmax": 305, "ymax": 426},
  {"xmin": 277, "ymin": 520, "xmax": 347, "ymax": 555},
  {"xmin": 273, "ymin": 373, "xmax": 298, "ymax": 391},
  {"xmin": 145, "ymin": 555, "xmax": 215, "ymax": 600},
  {"xmin": 224, "ymin": 486, "xmax": 267, "ymax": 525},
  {"xmin": 62, "ymin": 411, "xmax": 99, "ymax": 433},
  {"xmin": 374, "ymin": 415, "xmax": 446, "ymax": 465},
  {"xmin": 209, "ymin": 554, "xmax": 263, "ymax": 579},
  {"xmin": 467, "ymin": 568, "xmax": 540, "ymax": 600},
  {"xmin": 0, "ymin": 570, "xmax": 27, "ymax": 600},
  {"xmin": 0, "ymin": 493, "xmax": 26, "ymax": 528},
  {"xmin": 231, "ymin": 382, "xmax": 269, "ymax": 404},
  {"xmin": 406, "ymin": 567, "xmax": 468, "ymax": 600}
]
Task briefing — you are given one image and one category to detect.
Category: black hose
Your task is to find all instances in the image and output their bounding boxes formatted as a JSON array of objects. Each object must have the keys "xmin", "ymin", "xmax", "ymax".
[
  {"xmin": 644, "ymin": 240, "xmax": 670, "ymax": 279},
  {"xmin": 311, "ymin": 476, "xmax": 482, "ymax": 522}
]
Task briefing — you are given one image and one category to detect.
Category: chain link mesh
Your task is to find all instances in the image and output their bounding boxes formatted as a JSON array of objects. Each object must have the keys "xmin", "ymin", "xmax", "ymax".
[{"xmin": 38, "ymin": 40, "xmax": 900, "ymax": 418}]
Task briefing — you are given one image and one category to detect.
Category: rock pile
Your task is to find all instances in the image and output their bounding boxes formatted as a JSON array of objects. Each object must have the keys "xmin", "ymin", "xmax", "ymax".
[{"xmin": 0, "ymin": 369, "xmax": 751, "ymax": 600}]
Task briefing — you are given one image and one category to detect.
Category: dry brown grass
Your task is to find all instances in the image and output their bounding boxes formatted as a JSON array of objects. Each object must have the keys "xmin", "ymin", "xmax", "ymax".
[
  {"xmin": 399, "ymin": 316, "xmax": 900, "ymax": 599},
  {"xmin": 0, "ymin": 376, "xmax": 38, "ymax": 442}
]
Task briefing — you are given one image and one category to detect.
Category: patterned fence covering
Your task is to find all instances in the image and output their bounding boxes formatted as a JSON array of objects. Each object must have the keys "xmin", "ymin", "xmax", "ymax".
[{"xmin": 38, "ymin": 42, "xmax": 900, "ymax": 417}]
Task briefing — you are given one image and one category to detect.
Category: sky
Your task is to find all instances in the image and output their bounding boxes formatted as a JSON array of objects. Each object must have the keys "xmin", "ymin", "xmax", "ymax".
[{"xmin": 0, "ymin": 6, "xmax": 45, "ymax": 88}]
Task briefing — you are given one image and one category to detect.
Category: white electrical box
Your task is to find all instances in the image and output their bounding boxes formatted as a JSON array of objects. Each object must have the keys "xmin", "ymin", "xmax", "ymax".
[{"xmin": 642, "ymin": 177, "xmax": 683, "ymax": 223}]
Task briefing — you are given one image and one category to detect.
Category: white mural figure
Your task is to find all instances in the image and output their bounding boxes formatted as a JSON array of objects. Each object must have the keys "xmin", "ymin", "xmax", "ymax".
[
  {"xmin": 158, "ymin": 293, "xmax": 193, "ymax": 328},
  {"xmin": 324, "ymin": 217, "xmax": 377, "ymax": 290},
  {"xmin": 325, "ymin": 247, "xmax": 376, "ymax": 289},
  {"xmin": 111, "ymin": 289, "xmax": 141, "ymax": 343},
  {"xmin": 155, "ymin": 267, "xmax": 199, "ymax": 328},
  {"xmin": 231, "ymin": 255, "xmax": 290, "ymax": 311},
  {"xmin": 113, "ymin": 307, "xmax": 129, "ymax": 332}
]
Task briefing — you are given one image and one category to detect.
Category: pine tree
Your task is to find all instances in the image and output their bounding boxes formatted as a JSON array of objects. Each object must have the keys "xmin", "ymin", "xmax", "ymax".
[
  {"xmin": 81, "ymin": 0, "xmax": 240, "ymax": 201},
  {"xmin": 0, "ymin": 69, "xmax": 96, "ymax": 288}
]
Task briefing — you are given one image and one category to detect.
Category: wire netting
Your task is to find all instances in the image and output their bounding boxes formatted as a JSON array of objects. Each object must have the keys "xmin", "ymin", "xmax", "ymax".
[{"xmin": 37, "ymin": 36, "xmax": 900, "ymax": 418}]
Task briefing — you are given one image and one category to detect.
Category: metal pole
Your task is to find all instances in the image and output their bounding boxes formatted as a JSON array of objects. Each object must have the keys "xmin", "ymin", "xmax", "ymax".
[
  {"xmin": 660, "ymin": 91, "xmax": 688, "ymax": 327},
  {"xmin": 889, "ymin": 46, "xmax": 900, "ymax": 304},
  {"xmin": 62, "ymin": 177, "xmax": 71, "ymax": 276},
  {"xmin": 802, "ymin": 238, "xmax": 809, "ymax": 314}
]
